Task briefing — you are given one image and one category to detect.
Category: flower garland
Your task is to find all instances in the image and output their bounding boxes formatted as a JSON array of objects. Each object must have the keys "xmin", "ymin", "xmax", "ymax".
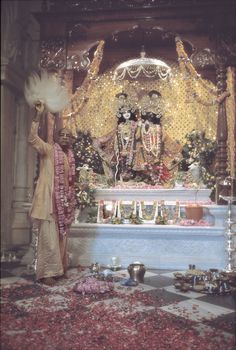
[
  {"xmin": 144, "ymin": 159, "xmax": 170, "ymax": 185},
  {"xmin": 111, "ymin": 201, "xmax": 124, "ymax": 224},
  {"xmin": 76, "ymin": 186, "xmax": 96, "ymax": 210},
  {"xmin": 155, "ymin": 200, "xmax": 168, "ymax": 224},
  {"xmin": 173, "ymin": 201, "xmax": 181, "ymax": 223},
  {"xmin": 74, "ymin": 276, "xmax": 114, "ymax": 294},
  {"xmin": 129, "ymin": 213, "xmax": 143, "ymax": 224},
  {"xmin": 141, "ymin": 124, "xmax": 162, "ymax": 158},
  {"xmin": 141, "ymin": 201, "xmax": 157, "ymax": 220},
  {"xmin": 54, "ymin": 143, "xmax": 76, "ymax": 236},
  {"xmin": 120, "ymin": 201, "xmax": 135, "ymax": 220}
]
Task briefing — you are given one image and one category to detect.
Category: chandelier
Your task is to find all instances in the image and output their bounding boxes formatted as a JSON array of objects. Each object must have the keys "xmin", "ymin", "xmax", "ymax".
[{"xmin": 113, "ymin": 47, "xmax": 171, "ymax": 81}]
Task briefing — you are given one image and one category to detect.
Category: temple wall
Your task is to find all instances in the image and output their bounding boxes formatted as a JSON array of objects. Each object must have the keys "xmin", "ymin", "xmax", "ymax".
[{"xmin": 1, "ymin": 0, "xmax": 40, "ymax": 250}]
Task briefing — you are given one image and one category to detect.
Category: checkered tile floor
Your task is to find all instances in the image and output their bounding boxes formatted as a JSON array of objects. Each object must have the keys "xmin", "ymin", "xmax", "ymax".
[
  {"xmin": 1, "ymin": 262, "xmax": 236, "ymax": 344},
  {"xmin": 114, "ymin": 269, "xmax": 236, "ymax": 332}
]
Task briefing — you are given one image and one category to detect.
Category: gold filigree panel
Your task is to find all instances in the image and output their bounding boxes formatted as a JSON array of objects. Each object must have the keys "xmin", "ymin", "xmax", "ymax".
[{"xmin": 73, "ymin": 65, "xmax": 217, "ymax": 144}]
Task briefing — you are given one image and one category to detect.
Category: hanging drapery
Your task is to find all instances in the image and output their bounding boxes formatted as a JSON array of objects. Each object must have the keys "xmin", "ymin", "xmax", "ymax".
[
  {"xmin": 175, "ymin": 37, "xmax": 218, "ymax": 96},
  {"xmin": 62, "ymin": 40, "xmax": 105, "ymax": 134}
]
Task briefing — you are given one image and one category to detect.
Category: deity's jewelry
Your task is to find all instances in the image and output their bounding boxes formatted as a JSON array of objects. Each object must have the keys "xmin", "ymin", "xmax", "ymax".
[
  {"xmin": 119, "ymin": 123, "xmax": 132, "ymax": 151},
  {"xmin": 123, "ymin": 112, "xmax": 131, "ymax": 120},
  {"xmin": 140, "ymin": 94, "xmax": 164, "ymax": 116},
  {"xmin": 117, "ymin": 121, "xmax": 136, "ymax": 166}
]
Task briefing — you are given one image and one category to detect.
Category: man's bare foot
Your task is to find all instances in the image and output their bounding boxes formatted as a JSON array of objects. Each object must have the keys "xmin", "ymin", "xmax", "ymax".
[{"xmin": 39, "ymin": 277, "xmax": 55, "ymax": 286}]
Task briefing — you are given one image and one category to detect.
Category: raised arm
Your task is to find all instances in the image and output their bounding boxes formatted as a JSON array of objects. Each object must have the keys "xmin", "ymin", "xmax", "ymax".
[{"xmin": 28, "ymin": 101, "xmax": 51, "ymax": 155}]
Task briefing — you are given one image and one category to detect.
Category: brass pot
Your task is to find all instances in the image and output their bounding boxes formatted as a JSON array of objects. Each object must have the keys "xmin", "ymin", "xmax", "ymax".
[{"xmin": 128, "ymin": 262, "xmax": 146, "ymax": 283}]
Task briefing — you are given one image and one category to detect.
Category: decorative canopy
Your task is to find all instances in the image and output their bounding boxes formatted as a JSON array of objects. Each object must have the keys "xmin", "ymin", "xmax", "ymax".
[{"xmin": 113, "ymin": 48, "xmax": 171, "ymax": 81}]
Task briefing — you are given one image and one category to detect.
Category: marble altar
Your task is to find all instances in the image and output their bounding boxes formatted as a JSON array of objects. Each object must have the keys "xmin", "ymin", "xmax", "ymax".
[
  {"xmin": 22, "ymin": 189, "xmax": 236, "ymax": 271},
  {"xmin": 67, "ymin": 188, "xmax": 236, "ymax": 270}
]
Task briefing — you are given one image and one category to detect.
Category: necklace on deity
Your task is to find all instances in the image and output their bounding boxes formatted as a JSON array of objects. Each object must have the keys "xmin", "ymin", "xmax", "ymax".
[
  {"xmin": 118, "ymin": 122, "xmax": 136, "ymax": 166},
  {"xmin": 118, "ymin": 122, "xmax": 133, "ymax": 150}
]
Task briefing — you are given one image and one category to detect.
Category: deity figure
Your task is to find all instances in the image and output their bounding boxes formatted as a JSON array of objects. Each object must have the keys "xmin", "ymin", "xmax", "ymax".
[
  {"xmin": 113, "ymin": 92, "xmax": 145, "ymax": 181},
  {"xmin": 92, "ymin": 93, "xmax": 138, "ymax": 183},
  {"xmin": 93, "ymin": 90, "xmax": 182, "ymax": 186},
  {"xmin": 116, "ymin": 109, "xmax": 138, "ymax": 181},
  {"xmin": 131, "ymin": 91, "xmax": 166, "ymax": 184},
  {"xmin": 116, "ymin": 103, "xmax": 165, "ymax": 184}
]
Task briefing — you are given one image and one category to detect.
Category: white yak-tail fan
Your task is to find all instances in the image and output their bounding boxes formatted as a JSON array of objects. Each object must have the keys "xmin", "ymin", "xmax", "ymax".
[{"xmin": 24, "ymin": 70, "xmax": 70, "ymax": 113}]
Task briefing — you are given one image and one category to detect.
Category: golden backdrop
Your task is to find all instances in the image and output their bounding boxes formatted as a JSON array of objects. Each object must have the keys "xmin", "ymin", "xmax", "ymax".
[{"xmin": 69, "ymin": 65, "xmax": 218, "ymax": 145}]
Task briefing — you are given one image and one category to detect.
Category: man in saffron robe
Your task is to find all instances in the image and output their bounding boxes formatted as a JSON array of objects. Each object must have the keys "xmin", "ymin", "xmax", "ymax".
[{"xmin": 28, "ymin": 101, "xmax": 76, "ymax": 286}]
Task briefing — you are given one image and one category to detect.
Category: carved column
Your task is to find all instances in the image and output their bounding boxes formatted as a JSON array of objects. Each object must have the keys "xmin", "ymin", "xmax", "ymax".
[
  {"xmin": 1, "ymin": 0, "xmax": 25, "ymax": 249},
  {"xmin": 1, "ymin": 0, "xmax": 41, "ymax": 250},
  {"xmin": 215, "ymin": 61, "xmax": 229, "ymax": 203},
  {"xmin": 1, "ymin": 78, "xmax": 17, "ymax": 250}
]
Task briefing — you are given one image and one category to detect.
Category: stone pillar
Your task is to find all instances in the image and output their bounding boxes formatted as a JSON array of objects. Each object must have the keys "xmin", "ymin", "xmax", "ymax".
[
  {"xmin": 1, "ymin": 75, "xmax": 18, "ymax": 250},
  {"xmin": 11, "ymin": 99, "xmax": 32, "ymax": 245},
  {"xmin": 1, "ymin": 0, "xmax": 41, "ymax": 251}
]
